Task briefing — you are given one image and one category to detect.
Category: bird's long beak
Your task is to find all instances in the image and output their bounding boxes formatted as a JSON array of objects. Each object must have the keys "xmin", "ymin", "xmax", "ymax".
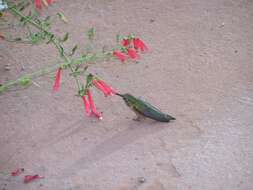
[{"xmin": 116, "ymin": 93, "xmax": 124, "ymax": 97}]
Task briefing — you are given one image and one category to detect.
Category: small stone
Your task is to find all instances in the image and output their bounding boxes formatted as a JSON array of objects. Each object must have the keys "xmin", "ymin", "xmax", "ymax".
[
  {"xmin": 137, "ymin": 177, "xmax": 146, "ymax": 184},
  {"xmin": 4, "ymin": 64, "xmax": 10, "ymax": 71},
  {"xmin": 219, "ymin": 22, "xmax": 225, "ymax": 28},
  {"xmin": 150, "ymin": 19, "xmax": 155, "ymax": 23}
]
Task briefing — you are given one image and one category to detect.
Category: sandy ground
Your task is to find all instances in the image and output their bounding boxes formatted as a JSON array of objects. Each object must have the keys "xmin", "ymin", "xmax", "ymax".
[{"xmin": 1, "ymin": 0, "xmax": 253, "ymax": 189}]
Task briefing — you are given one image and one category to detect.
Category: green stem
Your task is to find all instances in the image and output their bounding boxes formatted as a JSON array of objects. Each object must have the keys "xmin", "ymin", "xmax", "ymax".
[
  {"xmin": 8, "ymin": 6, "xmax": 83, "ymax": 91},
  {"xmin": 0, "ymin": 52, "xmax": 111, "ymax": 93}
]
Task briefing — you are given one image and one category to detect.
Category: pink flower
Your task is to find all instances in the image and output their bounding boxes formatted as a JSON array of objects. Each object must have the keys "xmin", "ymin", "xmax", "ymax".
[
  {"xmin": 87, "ymin": 90, "xmax": 103, "ymax": 120},
  {"xmin": 97, "ymin": 80, "xmax": 117, "ymax": 95},
  {"xmin": 24, "ymin": 175, "xmax": 44, "ymax": 184},
  {"xmin": 35, "ymin": 0, "xmax": 54, "ymax": 9},
  {"xmin": 35, "ymin": 0, "xmax": 42, "ymax": 9},
  {"xmin": 127, "ymin": 48, "xmax": 139, "ymax": 60},
  {"xmin": 113, "ymin": 51, "xmax": 128, "ymax": 62},
  {"xmin": 121, "ymin": 39, "xmax": 130, "ymax": 47},
  {"xmin": 82, "ymin": 96, "xmax": 90, "ymax": 116},
  {"xmin": 46, "ymin": 0, "xmax": 54, "ymax": 4},
  {"xmin": 93, "ymin": 79, "xmax": 116, "ymax": 96},
  {"xmin": 53, "ymin": 68, "xmax": 62, "ymax": 91},
  {"xmin": 133, "ymin": 38, "xmax": 148, "ymax": 52},
  {"xmin": 11, "ymin": 168, "xmax": 24, "ymax": 176},
  {"xmin": 0, "ymin": 34, "xmax": 5, "ymax": 40}
]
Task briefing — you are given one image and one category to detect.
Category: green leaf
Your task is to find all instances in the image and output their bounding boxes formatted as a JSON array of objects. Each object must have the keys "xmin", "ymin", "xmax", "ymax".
[
  {"xmin": 78, "ymin": 88, "xmax": 85, "ymax": 97},
  {"xmin": 116, "ymin": 34, "xmax": 125, "ymax": 42},
  {"xmin": 44, "ymin": 16, "xmax": 51, "ymax": 23},
  {"xmin": 87, "ymin": 28, "xmax": 95, "ymax": 41},
  {"xmin": 20, "ymin": 3, "xmax": 30, "ymax": 11},
  {"xmin": 69, "ymin": 70, "xmax": 81, "ymax": 77},
  {"xmin": 18, "ymin": 76, "xmax": 31, "ymax": 86},
  {"xmin": 85, "ymin": 44, "xmax": 93, "ymax": 53},
  {"xmin": 46, "ymin": 33, "xmax": 54, "ymax": 44},
  {"xmin": 120, "ymin": 46, "xmax": 128, "ymax": 53},
  {"xmin": 43, "ymin": 16, "xmax": 52, "ymax": 27},
  {"xmin": 83, "ymin": 65, "xmax": 89, "ymax": 72},
  {"xmin": 69, "ymin": 45, "xmax": 78, "ymax": 56},
  {"xmin": 0, "ymin": 85, "xmax": 7, "ymax": 94},
  {"xmin": 14, "ymin": 37, "xmax": 22, "ymax": 41},
  {"xmin": 128, "ymin": 33, "xmax": 135, "ymax": 40},
  {"xmin": 57, "ymin": 12, "xmax": 68, "ymax": 23},
  {"xmin": 28, "ymin": 31, "xmax": 46, "ymax": 44},
  {"xmin": 70, "ymin": 65, "xmax": 88, "ymax": 77},
  {"xmin": 16, "ymin": 1, "xmax": 30, "ymax": 11},
  {"xmin": 85, "ymin": 73, "xmax": 94, "ymax": 89},
  {"xmin": 59, "ymin": 32, "xmax": 69, "ymax": 42},
  {"xmin": 59, "ymin": 45, "xmax": 64, "ymax": 57},
  {"xmin": 20, "ymin": 16, "xmax": 33, "ymax": 25}
]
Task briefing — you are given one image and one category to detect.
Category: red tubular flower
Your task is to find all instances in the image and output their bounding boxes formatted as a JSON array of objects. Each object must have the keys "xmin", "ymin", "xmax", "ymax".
[
  {"xmin": 24, "ymin": 175, "xmax": 44, "ymax": 184},
  {"xmin": 53, "ymin": 68, "xmax": 62, "ymax": 92},
  {"xmin": 82, "ymin": 96, "xmax": 91, "ymax": 116},
  {"xmin": 121, "ymin": 39, "xmax": 130, "ymax": 47},
  {"xmin": 46, "ymin": 0, "xmax": 53, "ymax": 4},
  {"xmin": 0, "ymin": 34, "xmax": 5, "ymax": 40},
  {"xmin": 11, "ymin": 168, "xmax": 24, "ymax": 176},
  {"xmin": 87, "ymin": 90, "xmax": 103, "ymax": 120},
  {"xmin": 133, "ymin": 38, "xmax": 148, "ymax": 52},
  {"xmin": 113, "ymin": 51, "xmax": 128, "ymax": 62},
  {"xmin": 93, "ymin": 79, "xmax": 116, "ymax": 96},
  {"xmin": 35, "ymin": 0, "xmax": 53, "ymax": 9},
  {"xmin": 35, "ymin": 0, "xmax": 42, "ymax": 9},
  {"xmin": 97, "ymin": 80, "xmax": 116, "ymax": 95},
  {"xmin": 127, "ymin": 48, "xmax": 139, "ymax": 60},
  {"xmin": 92, "ymin": 80, "xmax": 108, "ymax": 95}
]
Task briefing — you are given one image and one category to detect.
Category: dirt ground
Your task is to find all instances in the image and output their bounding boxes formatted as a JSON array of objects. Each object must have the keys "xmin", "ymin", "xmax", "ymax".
[{"xmin": 1, "ymin": 0, "xmax": 253, "ymax": 189}]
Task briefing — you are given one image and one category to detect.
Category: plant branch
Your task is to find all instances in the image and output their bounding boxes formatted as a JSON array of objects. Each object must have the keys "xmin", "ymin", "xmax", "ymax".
[
  {"xmin": 8, "ymin": 6, "xmax": 83, "ymax": 90},
  {"xmin": 0, "ymin": 5, "xmax": 112, "ymax": 93}
]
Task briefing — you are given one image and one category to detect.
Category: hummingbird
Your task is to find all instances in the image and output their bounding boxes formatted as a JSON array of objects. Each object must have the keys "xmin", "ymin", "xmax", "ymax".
[{"xmin": 116, "ymin": 93, "xmax": 175, "ymax": 122}]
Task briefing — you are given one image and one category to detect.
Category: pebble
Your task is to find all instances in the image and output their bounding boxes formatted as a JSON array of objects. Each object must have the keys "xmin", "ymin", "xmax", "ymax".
[{"xmin": 137, "ymin": 177, "xmax": 146, "ymax": 184}]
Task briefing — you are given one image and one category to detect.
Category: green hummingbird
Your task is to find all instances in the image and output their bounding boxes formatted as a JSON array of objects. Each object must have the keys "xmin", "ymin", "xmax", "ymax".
[{"xmin": 116, "ymin": 93, "xmax": 176, "ymax": 122}]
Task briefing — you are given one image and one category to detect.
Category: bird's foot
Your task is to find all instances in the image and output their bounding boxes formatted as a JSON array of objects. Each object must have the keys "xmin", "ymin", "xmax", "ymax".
[{"xmin": 132, "ymin": 115, "xmax": 145, "ymax": 122}]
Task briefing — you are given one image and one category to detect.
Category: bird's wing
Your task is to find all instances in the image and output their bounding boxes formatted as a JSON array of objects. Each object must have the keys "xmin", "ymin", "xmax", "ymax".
[{"xmin": 133, "ymin": 98, "xmax": 171, "ymax": 122}]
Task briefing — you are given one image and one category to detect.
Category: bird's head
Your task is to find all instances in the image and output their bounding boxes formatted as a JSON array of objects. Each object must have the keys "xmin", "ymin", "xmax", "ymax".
[{"xmin": 116, "ymin": 93, "xmax": 136, "ymax": 105}]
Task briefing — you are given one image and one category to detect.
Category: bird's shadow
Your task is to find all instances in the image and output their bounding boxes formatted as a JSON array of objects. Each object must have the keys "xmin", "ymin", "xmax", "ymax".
[{"xmin": 50, "ymin": 119, "xmax": 174, "ymax": 178}]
